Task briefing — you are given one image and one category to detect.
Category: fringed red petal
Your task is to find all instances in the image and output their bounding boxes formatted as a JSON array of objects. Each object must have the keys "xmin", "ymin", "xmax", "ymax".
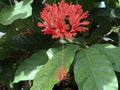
[{"xmin": 38, "ymin": 0, "xmax": 90, "ymax": 40}]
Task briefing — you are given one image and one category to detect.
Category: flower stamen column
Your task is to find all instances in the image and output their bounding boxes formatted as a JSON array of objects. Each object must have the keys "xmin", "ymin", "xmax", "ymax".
[{"xmin": 56, "ymin": 43, "xmax": 66, "ymax": 81}]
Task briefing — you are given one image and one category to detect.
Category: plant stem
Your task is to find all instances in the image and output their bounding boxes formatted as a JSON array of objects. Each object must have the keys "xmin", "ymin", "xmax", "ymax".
[{"xmin": 62, "ymin": 43, "xmax": 64, "ymax": 65}]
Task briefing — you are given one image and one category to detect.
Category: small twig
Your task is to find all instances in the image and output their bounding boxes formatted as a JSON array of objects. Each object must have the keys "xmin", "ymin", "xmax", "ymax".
[{"xmin": 9, "ymin": 0, "xmax": 13, "ymax": 8}]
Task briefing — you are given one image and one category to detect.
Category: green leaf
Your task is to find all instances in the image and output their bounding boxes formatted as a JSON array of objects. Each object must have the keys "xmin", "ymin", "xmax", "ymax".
[
  {"xmin": 87, "ymin": 8, "xmax": 117, "ymax": 45},
  {"xmin": 0, "ymin": 62, "xmax": 2, "ymax": 73},
  {"xmin": 0, "ymin": 47, "xmax": 14, "ymax": 60},
  {"xmin": 13, "ymin": 50, "xmax": 48, "ymax": 83},
  {"xmin": 119, "ymin": 31, "xmax": 120, "ymax": 45},
  {"xmin": 114, "ymin": 8, "xmax": 120, "ymax": 18},
  {"xmin": 78, "ymin": 0, "xmax": 94, "ymax": 10},
  {"xmin": 105, "ymin": 0, "xmax": 116, "ymax": 8},
  {"xmin": 1, "ymin": 33, "xmax": 56, "ymax": 50},
  {"xmin": 31, "ymin": 44, "xmax": 79, "ymax": 90},
  {"xmin": 0, "ymin": 61, "xmax": 16, "ymax": 90},
  {"xmin": 117, "ymin": 0, "xmax": 120, "ymax": 7},
  {"xmin": 0, "ymin": 0, "xmax": 14, "ymax": 6},
  {"xmin": 0, "ymin": 0, "xmax": 33, "ymax": 25},
  {"xmin": 93, "ymin": 44, "xmax": 120, "ymax": 72},
  {"xmin": 74, "ymin": 45, "xmax": 118, "ymax": 90},
  {"xmin": 0, "ymin": 17, "xmax": 33, "ymax": 33}
]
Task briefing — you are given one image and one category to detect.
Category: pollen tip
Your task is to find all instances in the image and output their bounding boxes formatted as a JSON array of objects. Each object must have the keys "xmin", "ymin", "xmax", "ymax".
[{"xmin": 56, "ymin": 65, "xmax": 66, "ymax": 81}]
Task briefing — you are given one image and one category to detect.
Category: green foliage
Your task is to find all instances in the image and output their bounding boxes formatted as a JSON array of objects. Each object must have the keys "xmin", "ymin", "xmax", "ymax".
[
  {"xmin": 0, "ymin": 0, "xmax": 33, "ymax": 25},
  {"xmin": 78, "ymin": 0, "xmax": 94, "ymax": 10},
  {"xmin": 31, "ymin": 44, "xmax": 79, "ymax": 90},
  {"xmin": 13, "ymin": 50, "xmax": 48, "ymax": 83},
  {"xmin": 93, "ymin": 44, "xmax": 120, "ymax": 72},
  {"xmin": 0, "ymin": 47, "xmax": 14, "ymax": 60},
  {"xmin": 1, "ymin": 33, "xmax": 56, "ymax": 50},
  {"xmin": 105, "ymin": 0, "xmax": 116, "ymax": 8},
  {"xmin": 0, "ymin": 61, "xmax": 16, "ymax": 90},
  {"xmin": 74, "ymin": 44, "xmax": 118, "ymax": 90},
  {"xmin": 0, "ymin": 0, "xmax": 120, "ymax": 90}
]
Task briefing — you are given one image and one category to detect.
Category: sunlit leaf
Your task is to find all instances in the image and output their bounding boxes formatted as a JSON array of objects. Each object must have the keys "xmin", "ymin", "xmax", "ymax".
[
  {"xmin": 31, "ymin": 44, "xmax": 79, "ymax": 90},
  {"xmin": 74, "ymin": 45, "xmax": 118, "ymax": 90},
  {"xmin": 0, "ymin": 0, "xmax": 33, "ymax": 25},
  {"xmin": 93, "ymin": 44, "xmax": 120, "ymax": 72},
  {"xmin": 13, "ymin": 50, "xmax": 48, "ymax": 83}
]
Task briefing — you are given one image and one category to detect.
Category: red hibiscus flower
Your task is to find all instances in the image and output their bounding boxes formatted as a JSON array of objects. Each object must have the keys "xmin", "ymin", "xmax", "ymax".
[{"xmin": 38, "ymin": 0, "xmax": 89, "ymax": 40}]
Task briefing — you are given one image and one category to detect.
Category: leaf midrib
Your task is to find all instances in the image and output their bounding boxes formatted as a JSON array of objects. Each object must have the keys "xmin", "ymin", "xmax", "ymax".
[{"xmin": 83, "ymin": 48, "xmax": 100, "ymax": 90}]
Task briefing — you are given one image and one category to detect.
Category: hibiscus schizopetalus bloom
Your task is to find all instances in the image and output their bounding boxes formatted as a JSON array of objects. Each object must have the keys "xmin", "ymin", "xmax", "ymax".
[
  {"xmin": 38, "ymin": 0, "xmax": 89, "ymax": 40},
  {"xmin": 38, "ymin": 0, "xmax": 90, "ymax": 81}
]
